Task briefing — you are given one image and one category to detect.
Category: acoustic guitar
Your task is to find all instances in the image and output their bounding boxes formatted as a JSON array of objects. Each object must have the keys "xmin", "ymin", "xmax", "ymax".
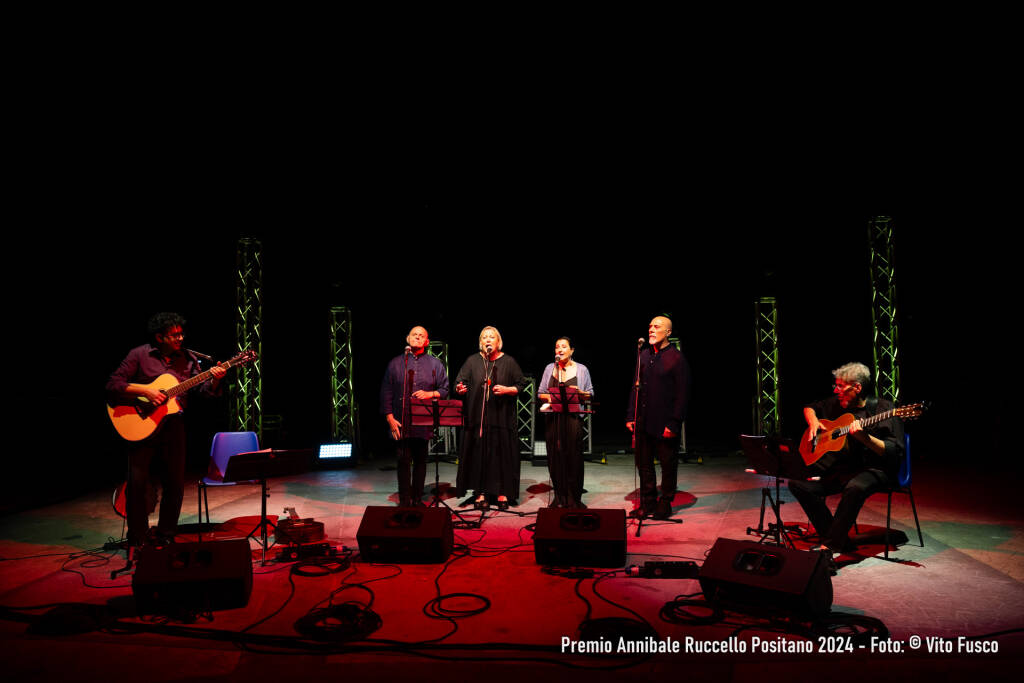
[
  {"xmin": 107, "ymin": 350, "xmax": 257, "ymax": 441},
  {"xmin": 111, "ymin": 480, "xmax": 158, "ymax": 519},
  {"xmin": 798, "ymin": 402, "xmax": 925, "ymax": 466}
]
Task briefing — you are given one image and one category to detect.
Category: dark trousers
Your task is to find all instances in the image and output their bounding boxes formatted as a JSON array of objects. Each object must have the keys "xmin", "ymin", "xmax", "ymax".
[
  {"xmin": 634, "ymin": 430, "xmax": 680, "ymax": 507},
  {"xmin": 545, "ymin": 414, "xmax": 583, "ymax": 504},
  {"xmin": 396, "ymin": 437, "xmax": 429, "ymax": 502},
  {"xmin": 126, "ymin": 416, "xmax": 186, "ymax": 545},
  {"xmin": 788, "ymin": 468, "xmax": 891, "ymax": 549}
]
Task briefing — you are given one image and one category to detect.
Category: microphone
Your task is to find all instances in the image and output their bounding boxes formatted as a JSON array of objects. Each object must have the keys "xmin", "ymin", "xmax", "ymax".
[
  {"xmin": 404, "ymin": 345, "xmax": 412, "ymax": 354},
  {"xmin": 485, "ymin": 343, "xmax": 494, "ymax": 354},
  {"xmin": 188, "ymin": 348, "xmax": 214, "ymax": 362},
  {"xmin": 637, "ymin": 338, "xmax": 645, "ymax": 347}
]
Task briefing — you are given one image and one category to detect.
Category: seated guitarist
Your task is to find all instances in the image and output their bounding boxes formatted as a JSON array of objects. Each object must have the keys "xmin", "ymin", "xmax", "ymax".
[
  {"xmin": 789, "ymin": 362, "xmax": 904, "ymax": 560},
  {"xmin": 106, "ymin": 312, "xmax": 225, "ymax": 549}
]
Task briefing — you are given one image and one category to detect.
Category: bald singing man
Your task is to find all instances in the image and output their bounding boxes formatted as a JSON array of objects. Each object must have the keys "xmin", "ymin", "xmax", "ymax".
[
  {"xmin": 626, "ymin": 316, "xmax": 690, "ymax": 519},
  {"xmin": 380, "ymin": 326, "xmax": 449, "ymax": 506}
]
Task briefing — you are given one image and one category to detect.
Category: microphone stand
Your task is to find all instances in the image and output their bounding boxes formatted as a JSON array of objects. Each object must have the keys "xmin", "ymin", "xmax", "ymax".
[
  {"xmin": 422, "ymin": 395, "xmax": 473, "ymax": 527},
  {"xmin": 479, "ymin": 352, "xmax": 491, "ymax": 440},
  {"xmin": 400, "ymin": 348, "xmax": 412, "ymax": 506},
  {"xmin": 477, "ymin": 351, "xmax": 493, "ymax": 519},
  {"xmin": 629, "ymin": 339, "xmax": 682, "ymax": 536},
  {"xmin": 473, "ymin": 349, "xmax": 525, "ymax": 521},
  {"xmin": 629, "ymin": 340, "xmax": 644, "ymax": 521},
  {"xmin": 554, "ymin": 356, "xmax": 569, "ymax": 508},
  {"xmin": 630, "ymin": 339, "xmax": 643, "ymax": 451}
]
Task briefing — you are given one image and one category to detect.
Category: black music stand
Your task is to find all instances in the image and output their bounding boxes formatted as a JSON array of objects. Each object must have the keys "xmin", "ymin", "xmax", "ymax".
[
  {"xmin": 541, "ymin": 384, "xmax": 588, "ymax": 415},
  {"xmin": 739, "ymin": 434, "xmax": 813, "ymax": 549},
  {"xmin": 411, "ymin": 399, "xmax": 470, "ymax": 523},
  {"xmin": 539, "ymin": 384, "xmax": 593, "ymax": 506},
  {"xmin": 223, "ymin": 448, "xmax": 312, "ymax": 565}
]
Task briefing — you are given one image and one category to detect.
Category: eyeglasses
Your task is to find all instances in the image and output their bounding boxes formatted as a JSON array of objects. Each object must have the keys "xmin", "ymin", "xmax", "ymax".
[
  {"xmin": 832, "ymin": 381, "xmax": 859, "ymax": 393},
  {"xmin": 162, "ymin": 332, "xmax": 185, "ymax": 340}
]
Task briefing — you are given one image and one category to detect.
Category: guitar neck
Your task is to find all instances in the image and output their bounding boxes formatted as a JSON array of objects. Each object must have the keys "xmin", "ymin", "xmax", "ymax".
[
  {"xmin": 164, "ymin": 357, "xmax": 242, "ymax": 398},
  {"xmin": 836, "ymin": 408, "xmax": 897, "ymax": 436}
]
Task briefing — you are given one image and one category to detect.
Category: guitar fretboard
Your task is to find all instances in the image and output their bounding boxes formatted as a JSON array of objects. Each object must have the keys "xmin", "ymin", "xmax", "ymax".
[
  {"xmin": 163, "ymin": 356, "xmax": 248, "ymax": 398},
  {"xmin": 833, "ymin": 408, "xmax": 897, "ymax": 437}
]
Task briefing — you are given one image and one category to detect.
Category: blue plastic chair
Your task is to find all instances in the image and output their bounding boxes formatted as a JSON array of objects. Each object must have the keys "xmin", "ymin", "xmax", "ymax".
[
  {"xmin": 882, "ymin": 432, "xmax": 925, "ymax": 559},
  {"xmin": 198, "ymin": 431, "xmax": 260, "ymax": 524}
]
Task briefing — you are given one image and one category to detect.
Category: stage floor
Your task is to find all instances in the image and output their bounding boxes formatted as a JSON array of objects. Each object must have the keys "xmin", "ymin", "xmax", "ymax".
[{"xmin": 1, "ymin": 452, "xmax": 1022, "ymax": 680}]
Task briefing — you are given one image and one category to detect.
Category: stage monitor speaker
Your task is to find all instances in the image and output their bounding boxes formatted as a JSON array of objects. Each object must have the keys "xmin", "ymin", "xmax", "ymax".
[
  {"xmin": 533, "ymin": 508, "xmax": 627, "ymax": 568},
  {"xmin": 132, "ymin": 539, "xmax": 253, "ymax": 614},
  {"xmin": 698, "ymin": 538, "xmax": 832, "ymax": 618},
  {"xmin": 356, "ymin": 506, "xmax": 454, "ymax": 563}
]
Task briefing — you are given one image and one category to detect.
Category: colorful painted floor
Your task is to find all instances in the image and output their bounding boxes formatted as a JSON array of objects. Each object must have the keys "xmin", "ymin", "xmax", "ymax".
[{"xmin": 2, "ymin": 453, "xmax": 1022, "ymax": 681}]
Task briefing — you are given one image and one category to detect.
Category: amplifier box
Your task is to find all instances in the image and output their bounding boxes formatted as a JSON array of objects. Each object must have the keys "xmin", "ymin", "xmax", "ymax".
[
  {"xmin": 132, "ymin": 539, "xmax": 253, "ymax": 614},
  {"xmin": 698, "ymin": 538, "xmax": 833, "ymax": 617},
  {"xmin": 356, "ymin": 506, "xmax": 453, "ymax": 563},
  {"xmin": 534, "ymin": 508, "xmax": 627, "ymax": 568}
]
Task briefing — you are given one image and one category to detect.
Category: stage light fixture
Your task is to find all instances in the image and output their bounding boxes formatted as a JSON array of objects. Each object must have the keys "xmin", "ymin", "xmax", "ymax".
[{"xmin": 318, "ymin": 442, "xmax": 353, "ymax": 460}]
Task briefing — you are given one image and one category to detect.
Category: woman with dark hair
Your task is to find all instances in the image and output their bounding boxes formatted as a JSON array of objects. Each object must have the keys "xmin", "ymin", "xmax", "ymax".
[
  {"xmin": 454, "ymin": 326, "xmax": 527, "ymax": 511},
  {"xmin": 538, "ymin": 337, "xmax": 594, "ymax": 508}
]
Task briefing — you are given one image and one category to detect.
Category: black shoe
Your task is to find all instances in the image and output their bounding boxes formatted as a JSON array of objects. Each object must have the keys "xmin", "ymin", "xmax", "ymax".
[
  {"xmin": 398, "ymin": 496, "xmax": 412, "ymax": 507},
  {"xmin": 628, "ymin": 505, "xmax": 655, "ymax": 519},
  {"xmin": 145, "ymin": 527, "xmax": 175, "ymax": 547},
  {"xmin": 813, "ymin": 540, "xmax": 856, "ymax": 555},
  {"xmin": 569, "ymin": 499, "xmax": 587, "ymax": 509},
  {"xmin": 837, "ymin": 539, "xmax": 858, "ymax": 554},
  {"xmin": 653, "ymin": 498, "xmax": 673, "ymax": 520}
]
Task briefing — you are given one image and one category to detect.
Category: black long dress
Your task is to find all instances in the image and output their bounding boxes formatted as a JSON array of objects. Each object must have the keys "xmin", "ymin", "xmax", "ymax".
[
  {"xmin": 541, "ymin": 373, "xmax": 584, "ymax": 506},
  {"xmin": 455, "ymin": 353, "xmax": 527, "ymax": 501}
]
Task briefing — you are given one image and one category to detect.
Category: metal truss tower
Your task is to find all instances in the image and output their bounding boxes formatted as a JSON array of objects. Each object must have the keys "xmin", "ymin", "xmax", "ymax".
[
  {"xmin": 581, "ymin": 410, "xmax": 595, "ymax": 457},
  {"xmin": 517, "ymin": 376, "xmax": 536, "ymax": 456},
  {"xmin": 668, "ymin": 334, "xmax": 689, "ymax": 455},
  {"xmin": 754, "ymin": 296, "xmax": 781, "ymax": 436},
  {"xmin": 233, "ymin": 238, "xmax": 263, "ymax": 438},
  {"xmin": 426, "ymin": 340, "xmax": 456, "ymax": 458},
  {"xmin": 868, "ymin": 216, "xmax": 901, "ymax": 403},
  {"xmin": 329, "ymin": 306, "xmax": 358, "ymax": 445},
  {"xmin": 426, "ymin": 340, "xmax": 449, "ymax": 374}
]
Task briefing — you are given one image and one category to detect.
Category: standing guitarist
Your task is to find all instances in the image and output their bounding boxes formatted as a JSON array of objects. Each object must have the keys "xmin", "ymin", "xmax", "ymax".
[
  {"xmin": 789, "ymin": 362, "xmax": 904, "ymax": 560},
  {"xmin": 106, "ymin": 312, "xmax": 225, "ymax": 548}
]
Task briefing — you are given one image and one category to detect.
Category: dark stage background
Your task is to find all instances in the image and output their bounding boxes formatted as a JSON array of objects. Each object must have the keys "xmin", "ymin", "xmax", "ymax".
[{"xmin": 15, "ymin": 206, "xmax": 1009, "ymax": 514}]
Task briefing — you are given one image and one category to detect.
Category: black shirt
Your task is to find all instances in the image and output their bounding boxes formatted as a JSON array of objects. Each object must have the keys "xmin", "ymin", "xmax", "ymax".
[{"xmin": 626, "ymin": 344, "xmax": 690, "ymax": 437}]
